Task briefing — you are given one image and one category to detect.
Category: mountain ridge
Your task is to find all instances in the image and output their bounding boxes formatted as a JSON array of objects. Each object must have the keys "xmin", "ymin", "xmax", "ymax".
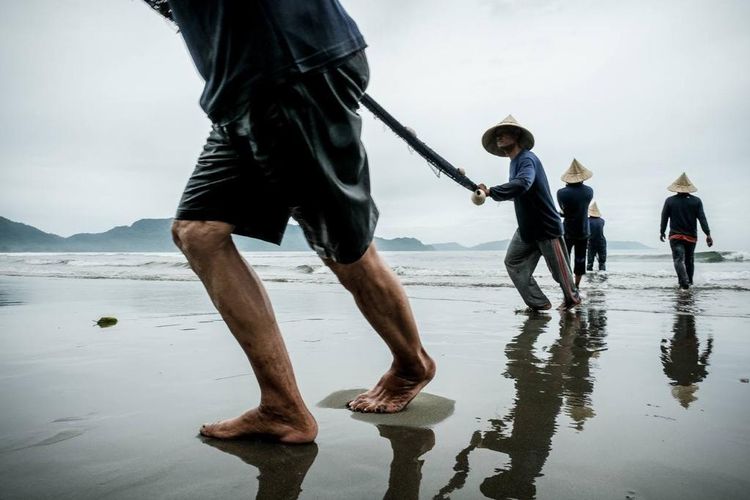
[{"xmin": 0, "ymin": 216, "xmax": 652, "ymax": 252}]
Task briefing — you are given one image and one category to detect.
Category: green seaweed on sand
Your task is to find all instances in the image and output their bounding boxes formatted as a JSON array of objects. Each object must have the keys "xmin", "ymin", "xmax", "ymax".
[{"xmin": 94, "ymin": 317, "xmax": 118, "ymax": 328}]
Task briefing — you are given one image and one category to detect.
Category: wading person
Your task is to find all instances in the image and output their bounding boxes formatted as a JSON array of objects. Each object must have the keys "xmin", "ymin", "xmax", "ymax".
[
  {"xmin": 477, "ymin": 115, "xmax": 580, "ymax": 311},
  {"xmin": 143, "ymin": 0, "xmax": 435, "ymax": 443},
  {"xmin": 586, "ymin": 202, "xmax": 607, "ymax": 271},
  {"xmin": 557, "ymin": 159, "xmax": 594, "ymax": 287},
  {"xmin": 660, "ymin": 173, "xmax": 713, "ymax": 290}
]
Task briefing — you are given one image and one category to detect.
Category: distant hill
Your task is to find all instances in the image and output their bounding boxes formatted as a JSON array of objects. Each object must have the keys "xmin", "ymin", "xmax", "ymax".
[
  {"xmin": 430, "ymin": 242, "xmax": 469, "ymax": 251},
  {"xmin": 0, "ymin": 217, "xmax": 67, "ymax": 251},
  {"xmin": 0, "ymin": 216, "xmax": 651, "ymax": 252},
  {"xmin": 0, "ymin": 217, "xmax": 434, "ymax": 252},
  {"xmin": 607, "ymin": 240, "xmax": 652, "ymax": 250},
  {"xmin": 470, "ymin": 240, "xmax": 511, "ymax": 251}
]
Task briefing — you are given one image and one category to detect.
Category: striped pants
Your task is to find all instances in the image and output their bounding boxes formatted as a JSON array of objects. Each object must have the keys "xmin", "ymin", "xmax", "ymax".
[{"xmin": 504, "ymin": 230, "xmax": 580, "ymax": 309}]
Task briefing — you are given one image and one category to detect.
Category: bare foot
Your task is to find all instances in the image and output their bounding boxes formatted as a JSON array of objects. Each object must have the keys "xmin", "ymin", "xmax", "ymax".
[
  {"xmin": 557, "ymin": 299, "xmax": 580, "ymax": 311},
  {"xmin": 347, "ymin": 351, "xmax": 436, "ymax": 413},
  {"xmin": 200, "ymin": 405, "xmax": 318, "ymax": 444}
]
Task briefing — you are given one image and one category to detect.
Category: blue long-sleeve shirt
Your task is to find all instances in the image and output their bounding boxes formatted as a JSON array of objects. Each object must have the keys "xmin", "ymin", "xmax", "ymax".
[
  {"xmin": 557, "ymin": 183, "xmax": 594, "ymax": 239},
  {"xmin": 588, "ymin": 217, "xmax": 606, "ymax": 244},
  {"xmin": 660, "ymin": 194, "xmax": 710, "ymax": 238},
  {"xmin": 488, "ymin": 150, "xmax": 562, "ymax": 242}
]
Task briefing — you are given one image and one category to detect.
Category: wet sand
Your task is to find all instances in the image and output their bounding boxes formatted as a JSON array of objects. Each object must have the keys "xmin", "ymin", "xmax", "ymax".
[{"xmin": 0, "ymin": 275, "xmax": 749, "ymax": 499}]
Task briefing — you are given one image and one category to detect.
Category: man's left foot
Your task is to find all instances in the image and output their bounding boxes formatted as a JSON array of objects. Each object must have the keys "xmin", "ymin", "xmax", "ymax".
[{"xmin": 347, "ymin": 351, "xmax": 436, "ymax": 413}]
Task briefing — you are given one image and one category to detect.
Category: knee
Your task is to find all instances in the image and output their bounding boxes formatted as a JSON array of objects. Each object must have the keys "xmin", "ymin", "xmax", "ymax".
[
  {"xmin": 504, "ymin": 257, "xmax": 518, "ymax": 272},
  {"xmin": 172, "ymin": 220, "xmax": 233, "ymax": 260},
  {"xmin": 326, "ymin": 245, "xmax": 388, "ymax": 294}
]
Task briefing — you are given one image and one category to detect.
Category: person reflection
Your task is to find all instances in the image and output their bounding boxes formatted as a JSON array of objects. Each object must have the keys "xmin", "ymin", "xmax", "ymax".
[
  {"xmin": 436, "ymin": 308, "xmax": 607, "ymax": 499},
  {"xmin": 661, "ymin": 312, "xmax": 713, "ymax": 408},
  {"xmin": 378, "ymin": 425, "xmax": 435, "ymax": 500},
  {"xmin": 564, "ymin": 308, "xmax": 608, "ymax": 430},
  {"xmin": 200, "ymin": 438, "xmax": 318, "ymax": 500}
]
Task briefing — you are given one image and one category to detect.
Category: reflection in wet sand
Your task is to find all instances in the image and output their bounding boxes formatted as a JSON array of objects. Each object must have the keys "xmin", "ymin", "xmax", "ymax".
[
  {"xmin": 661, "ymin": 293, "xmax": 713, "ymax": 408},
  {"xmin": 317, "ymin": 389, "xmax": 451, "ymax": 498},
  {"xmin": 436, "ymin": 308, "xmax": 608, "ymax": 499},
  {"xmin": 378, "ymin": 425, "xmax": 435, "ymax": 500},
  {"xmin": 0, "ymin": 289, "xmax": 23, "ymax": 307},
  {"xmin": 200, "ymin": 438, "xmax": 318, "ymax": 500},
  {"xmin": 564, "ymin": 308, "xmax": 608, "ymax": 430}
]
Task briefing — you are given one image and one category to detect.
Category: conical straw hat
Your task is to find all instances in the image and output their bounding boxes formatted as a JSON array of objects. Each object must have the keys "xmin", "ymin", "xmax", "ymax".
[
  {"xmin": 481, "ymin": 114, "xmax": 535, "ymax": 157},
  {"xmin": 588, "ymin": 201, "xmax": 601, "ymax": 217},
  {"xmin": 667, "ymin": 172, "xmax": 697, "ymax": 193},
  {"xmin": 561, "ymin": 158, "xmax": 593, "ymax": 183}
]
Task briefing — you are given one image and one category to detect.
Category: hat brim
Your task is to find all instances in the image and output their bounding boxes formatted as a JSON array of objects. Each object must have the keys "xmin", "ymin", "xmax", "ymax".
[
  {"xmin": 668, "ymin": 184, "xmax": 697, "ymax": 193},
  {"xmin": 482, "ymin": 124, "xmax": 535, "ymax": 157},
  {"xmin": 561, "ymin": 171, "xmax": 593, "ymax": 183}
]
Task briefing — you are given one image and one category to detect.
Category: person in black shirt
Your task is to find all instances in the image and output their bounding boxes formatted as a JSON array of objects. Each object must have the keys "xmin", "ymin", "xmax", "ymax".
[
  {"xmin": 660, "ymin": 173, "xmax": 713, "ymax": 289},
  {"xmin": 557, "ymin": 159, "xmax": 594, "ymax": 287},
  {"xmin": 586, "ymin": 202, "xmax": 607, "ymax": 271},
  {"xmin": 142, "ymin": 0, "xmax": 435, "ymax": 443},
  {"xmin": 477, "ymin": 116, "xmax": 580, "ymax": 311}
]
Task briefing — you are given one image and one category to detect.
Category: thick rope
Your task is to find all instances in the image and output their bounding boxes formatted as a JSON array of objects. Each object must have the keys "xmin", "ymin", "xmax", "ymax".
[{"xmin": 360, "ymin": 94, "xmax": 478, "ymax": 192}]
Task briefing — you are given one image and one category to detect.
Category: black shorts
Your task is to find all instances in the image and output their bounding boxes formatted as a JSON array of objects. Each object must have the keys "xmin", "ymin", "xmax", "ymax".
[
  {"xmin": 564, "ymin": 236, "xmax": 588, "ymax": 276},
  {"xmin": 175, "ymin": 51, "xmax": 378, "ymax": 264}
]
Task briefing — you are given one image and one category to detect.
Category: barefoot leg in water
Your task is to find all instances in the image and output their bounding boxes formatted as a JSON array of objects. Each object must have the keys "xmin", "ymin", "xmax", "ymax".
[
  {"xmin": 174, "ymin": 221, "xmax": 318, "ymax": 443},
  {"xmin": 326, "ymin": 244, "xmax": 435, "ymax": 413}
]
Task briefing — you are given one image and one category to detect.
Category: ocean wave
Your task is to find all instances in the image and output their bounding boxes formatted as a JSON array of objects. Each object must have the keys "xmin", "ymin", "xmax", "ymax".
[
  {"xmin": 2, "ymin": 269, "xmax": 748, "ymax": 291},
  {"xmin": 2, "ymin": 251, "xmax": 749, "ymax": 292},
  {"xmin": 610, "ymin": 251, "xmax": 749, "ymax": 263},
  {"xmin": 392, "ymin": 266, "xmax": 474, "ymax": 277}
]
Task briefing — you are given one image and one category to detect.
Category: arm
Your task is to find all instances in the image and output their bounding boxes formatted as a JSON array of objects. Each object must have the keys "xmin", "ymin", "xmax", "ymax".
[
  {"xmin": 660, "ymin": 199, "xmax": 670, "ymax": 241},
  {"xmin": 697, "ymin": 200, "xmax": 713, "ymax": 247},
  {"xmin": 487, "ymin": 158, "xmax": 536, "ymax": 202}
]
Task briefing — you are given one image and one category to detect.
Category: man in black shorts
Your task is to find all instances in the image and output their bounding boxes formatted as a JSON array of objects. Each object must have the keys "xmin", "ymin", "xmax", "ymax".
[
  {"xmin": 557, "ymin": 159, "xmax": 594, "ymax": 288},
  {"xmin": 144, "ymin": 1, "xmax": 434, "ymax": 443}
]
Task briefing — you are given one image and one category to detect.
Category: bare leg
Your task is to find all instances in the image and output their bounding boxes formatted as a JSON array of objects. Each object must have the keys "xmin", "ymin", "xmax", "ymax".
[
  {"xmin": 574, "ymin": 274, "xmax": 582, "ymax": 288},
  {"xmin": 325, "ymin": 244, "xmax": 435, "ymax": 413},
  {"xmin": 173, "ymin": 220, "xmax": 317, "ymax": 443}
]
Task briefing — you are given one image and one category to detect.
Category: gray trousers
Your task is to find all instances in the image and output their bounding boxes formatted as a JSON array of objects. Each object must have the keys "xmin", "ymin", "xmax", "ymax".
[{"xmin": 504, "ymin": 230, "xmax": 580, "ymax": 309}]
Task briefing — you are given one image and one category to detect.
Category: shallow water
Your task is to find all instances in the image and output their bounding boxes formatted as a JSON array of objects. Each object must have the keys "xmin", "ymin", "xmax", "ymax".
[
  {"xmin": 0, "ymin": 260, "xmax": 749, "ymax": 499},
  {"xmin": 1, "ymin": 250, "xmax": 749, "ymax": 292}
]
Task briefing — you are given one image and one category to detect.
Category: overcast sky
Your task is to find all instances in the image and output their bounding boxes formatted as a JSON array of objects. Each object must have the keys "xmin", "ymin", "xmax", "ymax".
[{"xmin": 1, "ymin": 0, "xmax": 749, "ymax": 250}]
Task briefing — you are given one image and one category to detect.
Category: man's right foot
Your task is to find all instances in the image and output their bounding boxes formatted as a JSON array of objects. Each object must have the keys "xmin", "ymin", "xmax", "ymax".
[
  {"xmin": 558, "ymin": 295, "xmax": 581, "ymax": 311},
  {"xmin": 200, "ymin": 406, "xmax": 318, "ymax": 444}
]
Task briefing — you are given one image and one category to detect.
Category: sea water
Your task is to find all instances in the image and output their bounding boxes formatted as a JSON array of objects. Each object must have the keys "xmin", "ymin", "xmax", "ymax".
[{"xmin": 1, "ymin": 250, "xmax": 748, "ymax": 292}]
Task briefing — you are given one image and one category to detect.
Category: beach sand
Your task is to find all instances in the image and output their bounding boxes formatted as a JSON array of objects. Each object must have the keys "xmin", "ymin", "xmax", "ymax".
[{"xmin": 1, "ymin": 274, "xmax": 749, "ymax": 499}]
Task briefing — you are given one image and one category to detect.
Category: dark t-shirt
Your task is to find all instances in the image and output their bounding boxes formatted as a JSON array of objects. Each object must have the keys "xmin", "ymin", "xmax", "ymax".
[
  {"xmin": 588, "ymin": 217, "xmax": 605, "ymax": 243},
  {"xmin": 660, "ymin": 194, "xmax": 710, "ymax": 238},
  {"xmin": 168, "ymin": 0, "xmax": 367, "ymax": 124},
  {"xmin": 488, "ymin": 150, "xmax": 562, "ymax": 242},
  {"xmin": 557, "ymin": 183, "xmax": 594, "ymax": 239}
]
